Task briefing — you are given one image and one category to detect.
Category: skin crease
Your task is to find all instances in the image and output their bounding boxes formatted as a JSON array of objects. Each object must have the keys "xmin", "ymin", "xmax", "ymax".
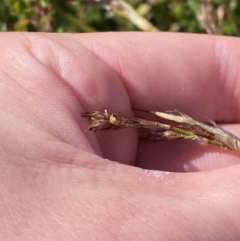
[{"xmin": 1, "ymin": 33, "xmax": 240, "ymax": 241}]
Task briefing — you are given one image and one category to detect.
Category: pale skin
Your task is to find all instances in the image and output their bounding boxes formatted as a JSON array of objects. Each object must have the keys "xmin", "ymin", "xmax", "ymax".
[{"xmin": 1, "ymin": 32, "xmax": 240, "ymax": 240}]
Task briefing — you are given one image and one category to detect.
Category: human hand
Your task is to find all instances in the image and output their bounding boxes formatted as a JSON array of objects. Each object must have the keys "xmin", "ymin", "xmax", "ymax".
[{"xmin": 1, "ymin": 32, "xmax": 240, "ymax": 240}]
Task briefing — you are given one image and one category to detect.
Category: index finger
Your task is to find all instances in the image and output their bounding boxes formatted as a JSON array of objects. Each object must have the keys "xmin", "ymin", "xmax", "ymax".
[{"xmin": 78, "ymin": 32, "xmax": 240, "ymax": 124}]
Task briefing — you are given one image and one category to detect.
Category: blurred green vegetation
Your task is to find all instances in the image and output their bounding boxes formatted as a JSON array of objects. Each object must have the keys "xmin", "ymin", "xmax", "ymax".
[{"xmin": 0, "ymin": 0, "xmax": 239, "ymax": 35}]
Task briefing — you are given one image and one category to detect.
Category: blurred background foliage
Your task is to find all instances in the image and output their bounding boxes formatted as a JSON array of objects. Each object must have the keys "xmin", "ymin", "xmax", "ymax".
[{"xmin": 0, "ymin": 0, "xmax": 239, "ymax": 35}]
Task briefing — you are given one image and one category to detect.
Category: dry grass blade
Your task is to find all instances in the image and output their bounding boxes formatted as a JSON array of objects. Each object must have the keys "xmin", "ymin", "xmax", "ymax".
[
  {"xmin": 82, "ymin": 109, "xmax": 240, "ymax": 152},
  {"xmin": 110, "ymin": 0, "xmax": 159, "ymax": 32},
  {"xmin": 197, "ymin": 0, "xmax": 224, "ymax": 35}
]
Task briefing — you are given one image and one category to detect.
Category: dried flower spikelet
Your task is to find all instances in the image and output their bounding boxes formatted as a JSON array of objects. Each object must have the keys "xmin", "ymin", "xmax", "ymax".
[
  {"xmin": 109, "ymin": 114, "xmax": 127, "ymax": 127},
  {"xmin": 109, "ymin": 114, "xmax": 119, "ymax": 125}
]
